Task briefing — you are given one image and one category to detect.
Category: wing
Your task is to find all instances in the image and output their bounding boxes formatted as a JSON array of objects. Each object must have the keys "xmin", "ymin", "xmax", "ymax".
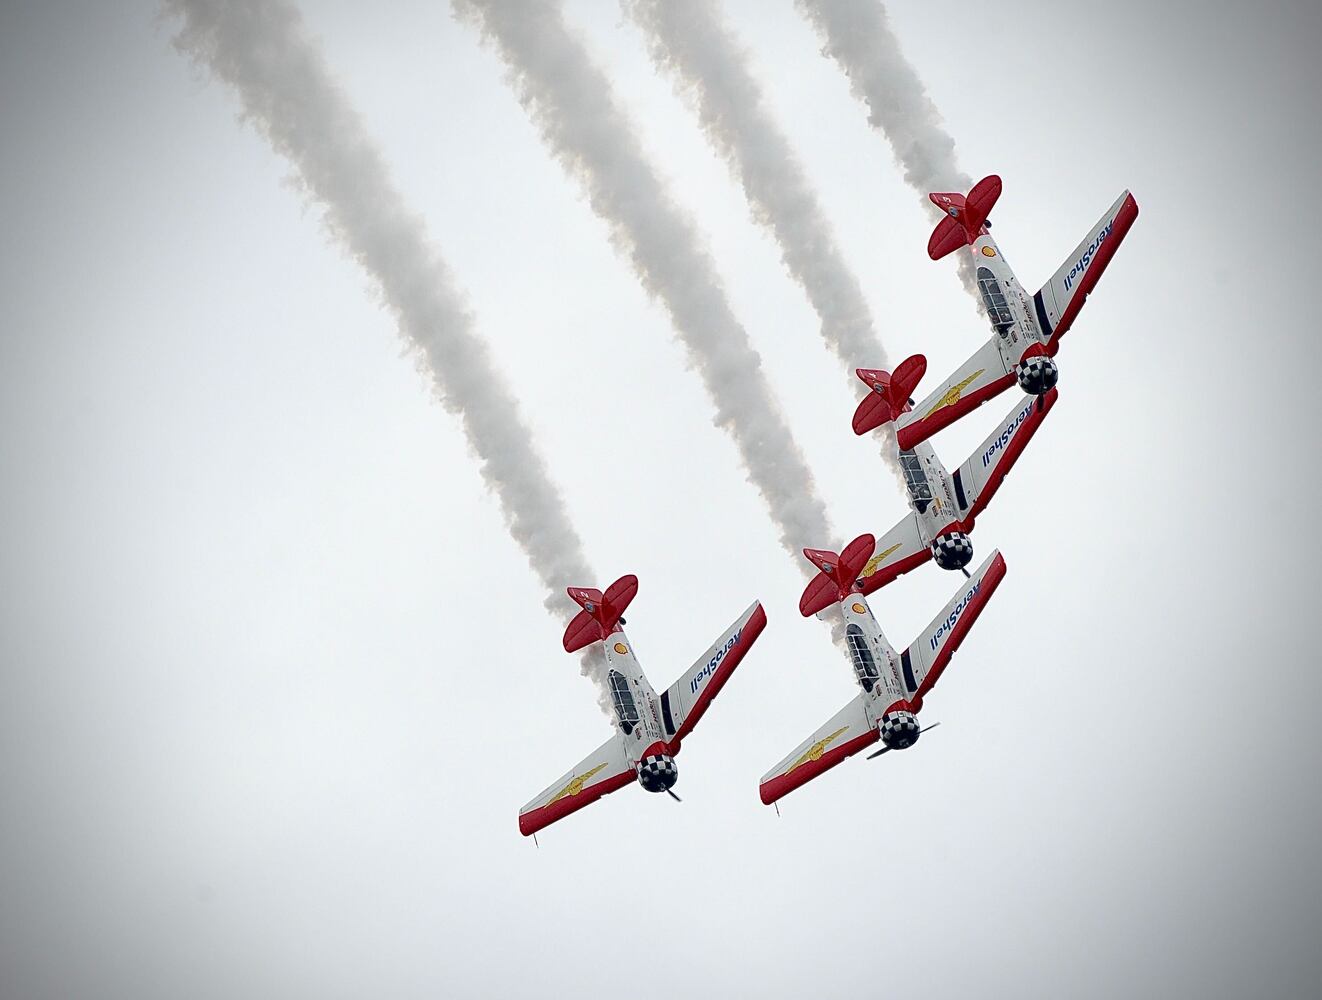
[
  {"xmin": 759, "ymin": 694, "xmax": 877, "ymax": 805},
  {"xmin": 660, "ymin": 601, "xmax": 767, "ymax": 746},
  {"xmin": 951, "ymin": 389, "xmax": 1058, "ymax": 529},
  {"xmin": 518, "ymin": 732, "xmax": 635, "ymax": 837},
  {"xmin": 1034, "ymin": 190, "xmax": 1140, "ymax": 352},
  {"xmin": 895, "ymin": 337, "xmax": 1016, "ymax": 450},
  {"xmin": 899, "ymin": 550, "xmax": 1007, "ymax": 702},
  {"xmin": 856, "ymin": 512, "xmax": 930, "ymax": 597}
]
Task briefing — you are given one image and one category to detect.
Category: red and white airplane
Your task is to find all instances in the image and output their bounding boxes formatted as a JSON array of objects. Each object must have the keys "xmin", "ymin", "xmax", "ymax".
[
  {"xmin": 849, "ymin": 354, "xmax": 1054, "ymax": 591},
  {"xmin": 893, "ymin": 174, "xmax": 1139, "ymax": 451},
  {"xmin": 760, "ymin": 535, "xmax": 1006, "ymax": 805},
  {"xmin": 518, "ymin": 576, "xmax": 767, "ymax": 837}
]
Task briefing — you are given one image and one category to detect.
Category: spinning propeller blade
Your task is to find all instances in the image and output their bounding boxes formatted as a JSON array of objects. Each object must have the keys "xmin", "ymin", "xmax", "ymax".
[{"xmin": 867, "ymin": 722, "xmax": 941, "ymax": 760}]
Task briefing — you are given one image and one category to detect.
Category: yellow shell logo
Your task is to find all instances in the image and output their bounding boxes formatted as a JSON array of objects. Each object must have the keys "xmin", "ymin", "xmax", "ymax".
[
  {"xmin": 862, "ymin": 543, "xmax": 902, "ymax": 577},
  {"xmin": 613, "ymin": 642, "xmax": 629, "ymax": 655},
  {"xmin": 547, "ymin": 762, "xmax": 608, "ymax": 804},
  {"xmin": 786, "ymin": 727, "xmax": 850, "ymax": 775},
  {"xmin": 981, "ymin": 246, "xmax": 996, "ymax": 257},
  {"xmin": 923, "ymin": 369, "xmax": 985, "ymax": 419},
  {"xmin": 851, "ymin": 602, "xmax": 867, "ymax": 614}
]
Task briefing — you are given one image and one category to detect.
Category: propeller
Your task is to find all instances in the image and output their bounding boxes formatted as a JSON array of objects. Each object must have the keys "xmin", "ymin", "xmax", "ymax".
[
  {"xmin": 666, "ymin": 789, "xmax": 682, "ymax": 802},
  {"xmin": 866, "ymin": 722, "xmax": 941, "ymax": 759}
]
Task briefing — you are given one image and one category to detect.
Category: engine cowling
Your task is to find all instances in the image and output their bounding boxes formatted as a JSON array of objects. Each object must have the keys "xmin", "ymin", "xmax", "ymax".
[
  {"xmin": 880, "ymin": 710, "xmax": 922, "ymax": 751},
  {"xmin": 636, "ymin": 753, "xmax": 678, "ymax": 793},
  {"xmin": 1016, "ymin": 355, "xmax": 1059, "ymax": 395},
  {"xmin": 931, "ymin": 532, "xmax": 973, "ymax": 571}
]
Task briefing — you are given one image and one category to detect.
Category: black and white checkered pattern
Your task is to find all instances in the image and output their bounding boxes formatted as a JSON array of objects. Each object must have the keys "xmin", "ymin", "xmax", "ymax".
[
  {"xmin": 880, "ymin": 710, "xmax": 922, "ymax": 751},
  {"xmin": 636, "ymin": 754, "xmax": 679, "ymax": 793},
  {"xmin": 931, "ymin": 532, "xmax": 974, "ymax": 571},
  {"xmin": 1016, "ymin": 355, "xmax": 1059, "ymax": 395}
]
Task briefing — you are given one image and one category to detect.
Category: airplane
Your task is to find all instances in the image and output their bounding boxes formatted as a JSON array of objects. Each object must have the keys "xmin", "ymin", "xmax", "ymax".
[
  {"xmin": 760, "ymin": 535, "xmax": 1006, "ymax": 805},
  {"xmin": 893, "ymin": 174, "xmax": 1139, "ymax": 451},
  {"xmin": 518, "ymin": 575, "xmax": 767, "ymax": 837},
  {"xmin": 849, "ymin": 354, "xmax": 1054, "ymax": 591}
]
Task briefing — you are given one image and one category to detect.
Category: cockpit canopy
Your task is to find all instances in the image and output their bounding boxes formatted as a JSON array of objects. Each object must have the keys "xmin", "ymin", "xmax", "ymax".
[
  {"xmin": 899, "ymin": 451, "xmax": 934, "ymax": 514},
  {"xmin": 977, "ymin": 265, "xmax": 1015, "ymax": 333},
  {"xmin": 608, "ymin": 670, "xmax": 639, "ymax": 735},
  {"xmin": 846, "ymin": 624, "xmax": 880, "ymax": 693}
]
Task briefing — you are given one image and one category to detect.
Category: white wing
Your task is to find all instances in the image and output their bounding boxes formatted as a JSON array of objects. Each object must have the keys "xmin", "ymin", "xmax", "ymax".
[
  {"xmin": 895, "ymin": 337, "xmax": 1016, "ymax": 450},
  {"xmin": 759, "ymin": 694, "xmax": 877, "ymax": 805},
  {"xmin": 660, "ymin": 601, "xmax": 766, "ymax": 745},
  {"xmin": 950, "ymin": 391, "xmax": 1057, "ymax": 526},
  {"xmin": 518, "ymin": 732, "xmax": 633, "ymax": 837},
  {"xmin": 899, "ymin": 550, "xmax": 1007, "ymax": 702},
  {"xmin": 1034, "ymin": 189, "xmax": 1140, "ymax": 349},
  {"xmin": 856, "ymin": 512, "xmax": 929, "ymax": 596}
]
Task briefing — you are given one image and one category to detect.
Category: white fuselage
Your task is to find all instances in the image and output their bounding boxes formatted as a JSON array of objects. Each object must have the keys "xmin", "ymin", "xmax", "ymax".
[
  {"xmin": 968, "ymin": 232, "xmax": 1046, "ymax": 367},
  {"xmin": 898, "ymin": 439, "xmax": 961, "ymax": 543},
  {"xmin": 603, "ymin": 632, "xmax": 665, "ymax": 762},
  {"xmin": 840, "ymin": 597, "xmax": 909, "ymax": 722}
]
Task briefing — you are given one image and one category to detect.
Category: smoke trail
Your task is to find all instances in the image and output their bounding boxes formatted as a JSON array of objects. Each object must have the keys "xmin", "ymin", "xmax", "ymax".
[
  {"xmin": 164, "ymin": 0, "xmax": 609, "ymax": 688},
  {"xmin": 625, "ymin": 0, "xmax": 886, "ymax": 376},
  {"xmin": 625, "ymin": 0, "xmax": 902, "ymax": 479},
  {"xmin": 454, "ymin": 0, "xmax": 833, "ymax": 562},
  {"xmin": 796, "ymin": 0, "xmax": 979, "ymax": 297}
]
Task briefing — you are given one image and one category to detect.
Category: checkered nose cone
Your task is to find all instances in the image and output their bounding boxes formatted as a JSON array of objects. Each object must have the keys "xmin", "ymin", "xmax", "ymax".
[
  {"xmin": 881, "ymin": 711, "xmax": 922, "ymax": 750},
  {"xmin": 636, "ymin": 754, "xmax": 678, "ymax": 793},
  {"xmin": 931, "ymin": 532, "xmax": 974, "ymax": 571},
  {"xmin": 1016, "ymin": 355, "xmax": 1059, "ymax": 395}
]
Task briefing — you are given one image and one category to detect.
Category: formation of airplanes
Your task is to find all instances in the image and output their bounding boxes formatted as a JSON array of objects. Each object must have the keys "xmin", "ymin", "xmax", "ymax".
[{"xmin": 518, "ymin": 175, "xmax": 1139, "ymax": 836}]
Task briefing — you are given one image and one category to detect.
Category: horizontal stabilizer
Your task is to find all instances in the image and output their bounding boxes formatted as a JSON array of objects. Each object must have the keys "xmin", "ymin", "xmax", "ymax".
[
  {"xmin": 563, "ymin": 575, "xmax": 638, "ymax": 652},
  {"xmin": 852, "ymin": 355, "xmax": 926, "ymax": 435},
  {"xmin": 928, "ymin": 175, "xmax": 1001, "ymax": 259},
  {"xmin": 799, "ymin": 534, "xmax": 875, "ymax": 617}
]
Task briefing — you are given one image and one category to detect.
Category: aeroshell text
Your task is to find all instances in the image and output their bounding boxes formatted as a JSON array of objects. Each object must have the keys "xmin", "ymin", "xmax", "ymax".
[
  {"xmin": 981, "ymin": 399, "xmax": 1035, "ymax": 468},
  {"xmin": 930, "ymin": 581, "xmax": 983, "ymax": 651},
  {"xmin": 691, "ymin": 630, "xmax": 742, "ymax": 693}
]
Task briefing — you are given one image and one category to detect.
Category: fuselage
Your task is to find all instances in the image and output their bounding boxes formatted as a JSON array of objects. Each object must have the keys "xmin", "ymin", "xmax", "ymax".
[
  {"xmin": 969, "ymin": 232, "xmax": 1047, "ymax": 366},
  {"xmin": 840, "ymin": 597, "xmax": 908, "ymax": 722},
  {"xmin": 897, "ymin": 440, "xmax": 960, "ymax": 545},
  {"xmin": 603, "ymin": 632, "xmax": 666, "ymax": 763}
]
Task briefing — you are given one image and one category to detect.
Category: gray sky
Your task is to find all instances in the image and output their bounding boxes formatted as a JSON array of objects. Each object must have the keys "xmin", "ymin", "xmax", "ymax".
[{"xmin": 2, "ymin": 1, "xmax": 1319, "ymax": 997}]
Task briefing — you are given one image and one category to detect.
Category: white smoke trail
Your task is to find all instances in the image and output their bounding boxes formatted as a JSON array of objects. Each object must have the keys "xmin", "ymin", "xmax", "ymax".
[
  {"xmin": 625, "ymin": 0, "xmax": 902, "ymax": 479},
  {"xmin": 625, "ymin": 0, "xmax": 886, "ymax": 376},
  {"xmin": 796, "ymin": 0, "xmax": 979, "ymax": 297},
  {"xmin": 164, "ymin": 0, "xmax": 609, "ymax": 688},
  {"xmin": 454, "ymin": 0, "xmax": 833, "ymax": 563}
]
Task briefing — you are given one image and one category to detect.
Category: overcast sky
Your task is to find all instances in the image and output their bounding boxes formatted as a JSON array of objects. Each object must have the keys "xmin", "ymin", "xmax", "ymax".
[{"xmin": 2, "ymin": 1, "xmax": 1320, "ymax": 997}]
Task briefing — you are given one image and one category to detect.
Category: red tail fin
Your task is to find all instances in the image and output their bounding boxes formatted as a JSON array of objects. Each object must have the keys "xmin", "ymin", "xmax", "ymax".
[
  {"xmin": 927, "ymin": 175, "xmax": 1002, "ymax": 260},
  {"xmin": 563, "ymin": 575, "xmax": 638, "ymax": 652},
  {"xmin": 852, "ymin": 355, "xmax": 927, "ymax": 435},
  {"xmin": 799, "ymin": 534, "xmax": 876, "ymax": 617}
]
